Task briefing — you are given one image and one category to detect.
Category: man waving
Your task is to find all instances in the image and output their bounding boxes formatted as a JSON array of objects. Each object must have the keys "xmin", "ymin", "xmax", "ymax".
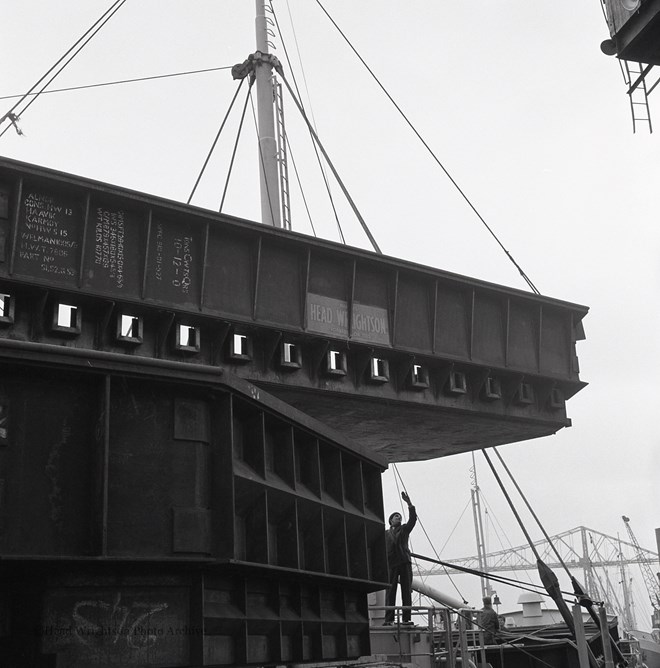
[{"xmin": 384, "ymin": 491, "xmax": 417, "ymax": 625}]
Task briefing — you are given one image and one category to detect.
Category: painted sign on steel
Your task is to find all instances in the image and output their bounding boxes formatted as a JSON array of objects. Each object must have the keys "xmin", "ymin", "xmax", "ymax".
[{"xmin": 307, "ymin": 293, "xmax": 390, "ymax": 345}]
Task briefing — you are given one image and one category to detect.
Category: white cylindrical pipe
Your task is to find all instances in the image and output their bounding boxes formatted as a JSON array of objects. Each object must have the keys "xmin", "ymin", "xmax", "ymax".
[{"xmin": 412, "ymin": 577, "xmax": 469, "ymax": 611}]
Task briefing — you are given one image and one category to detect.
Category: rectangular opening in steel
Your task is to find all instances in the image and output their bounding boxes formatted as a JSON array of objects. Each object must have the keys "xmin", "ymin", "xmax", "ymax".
[
  {"xmin": 410, "ymin": 363, "xmax": 429, "ymax": 389},
  {"xmin": 0, "ymin": 294, "xmax": 13, "ymax": 323},
  {"xmin": 176, "ymin": 324, "xmax": 200, "ymax": 352},
  {"xmin": 230, "ymin": 333, "xmax": 252, "ymax": 361},
  {"xmin": 117, "ymin": 313, "xmax": 143, "ymax": 343},
  {"xmin": 53, "ymin": 303, "xmax": 81, "ymax": 334},
  {"xmin": 369, "ymin": 357, "xmax": 389, "ymax": 383},
  {"xmin": 280, "ymin": 341, "xmax": 302, "ymax": 369},
  {"xmin": 326, "ymin": 350, "xmax": 347, "ymax": 376},
  {"xmin": 484, "ymin": 376, "xmax": 502, "ymax": 401},
  {"xmin": 447, "ymin": 370, "xmax": 467, "ymax": 395}
]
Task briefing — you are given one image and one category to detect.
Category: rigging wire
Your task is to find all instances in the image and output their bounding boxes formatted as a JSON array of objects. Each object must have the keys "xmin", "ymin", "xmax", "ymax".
[
  {"xmin": 278, "ymin": 70, "xmax": 381, "ymax": 253},
  {"xmin": 187, "ymin": 78, "xmax": 246, "ymax": 205},
  {"xmin": 284, "ymin": 137, "xmax": 318, "ymax": 236},
  {"xmin": 1, "ymin": 0, "xmax": 128, "ymax": 139},
  {"xmin": 0, "ymin": 66, "xmax": 235, "ymax": 102},
  {"xmin": 386, "ymin": 488, "xmax": 561, "ymax": 668},
  {"xmin": 478, "ymin": 490, "xmax": 549, "ymax": 608},
  {"xmin": 492, "ymin": 447, "xmax": 570, "ymax": 571},
  {"xmin": 439, "ymin": 496, "xmax": 472, "ymax": 556},
  {"xmin": 411, "ymin": 553, "xmax": 579, "ymax": 601},
  {"xmin": 219, "ymin": 82, "xmax": 253, "ymax": 214},
  {"xmin": 269, "ymin": 1, "xmax": 344, "ymax": 243},
  {"xmin": 313, "ymin": 0, "xmax": 540, "ymax": 294}
]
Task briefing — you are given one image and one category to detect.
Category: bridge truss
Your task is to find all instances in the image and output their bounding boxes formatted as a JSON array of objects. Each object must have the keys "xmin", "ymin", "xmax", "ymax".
[{"xmin": 416, "ymin": 525, "xmax": 659, "ymax": 630}]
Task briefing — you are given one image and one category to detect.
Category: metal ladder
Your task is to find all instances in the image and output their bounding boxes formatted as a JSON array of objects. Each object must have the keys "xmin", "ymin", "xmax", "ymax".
[
  {"xmin": 274, "ymin": 79, "xmax": 292, "ymax": 230},
  {"xmin": 620, "ymin": 60, "xmax": 654, "ymax": 133}
]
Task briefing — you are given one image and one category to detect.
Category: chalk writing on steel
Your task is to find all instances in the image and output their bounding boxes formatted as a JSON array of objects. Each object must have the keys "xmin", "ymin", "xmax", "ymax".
[
  {"xmin": 172, "ymin": 236, "xmax": 192, "ymax": 294},
  {"xmin": 146, "ymin": 219, "xmax": 198, "ymax": 304},
  {"xmin": 72, "ymin": 593, "xmax": 168, "ymax": 649},
  {"xmin": 16, "ymin": 189, "xmax": 81, "ymax": 281},
  {"xmin": 93, "ymin": 207, "xmax": 125, "ymax": 289}
]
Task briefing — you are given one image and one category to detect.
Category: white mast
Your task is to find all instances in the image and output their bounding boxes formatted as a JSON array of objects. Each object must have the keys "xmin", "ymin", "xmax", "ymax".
[
  {"xmin": 470, "ymin": 453, "xmax": 491, "ymax": 600},
  {"xmin": 254, "ymin": 0, "xmax": 282, "ymax": 227}
]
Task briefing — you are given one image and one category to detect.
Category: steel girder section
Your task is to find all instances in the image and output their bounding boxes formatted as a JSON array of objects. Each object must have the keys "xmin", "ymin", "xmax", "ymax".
[{"xmin": 0, "ymin": 157, "xmax": 588, "ymax": 460}]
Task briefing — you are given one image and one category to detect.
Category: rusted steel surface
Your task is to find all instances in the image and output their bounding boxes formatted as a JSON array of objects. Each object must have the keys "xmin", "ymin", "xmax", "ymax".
[
  {"xmin": 0, "ymin": 157, "xmax": 588, "ymax": 460},
  {"xmin": 0, "ymin": 354, "xmax": 387, "ymax": 665}
]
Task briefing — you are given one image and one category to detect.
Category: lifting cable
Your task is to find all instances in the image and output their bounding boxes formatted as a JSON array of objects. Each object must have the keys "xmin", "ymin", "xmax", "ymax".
[
  {"xmin": 391, "ymin": 464, "xmax": 468, "ymax": 604},
  {"xmin": 411, "ymin": 552, "xmax": 577, "ymax": 601},
  {"xmin": 0, "ymin": 66, "xmax": 234, "ymax": 102},
  {"xmin": 489, "ymin": 447, "xmax": 627, "ymax": 665},
  {"xmin": 410, "ymin": 573, "xmax": 558, "ymax": 668},
  {"xmin": 187, "ymin": 77, "xmax": 247, "ymax": 205},
  {"xmin": 390, "ymin": 466, "xmax": 566, "ymax": 668},
  {"xmin": 478, "ymin": 489, "xmax": 544, "ymax": 597},
  {"xmin": 269, "ymin": 1, "xmax": 342, "ymax": 243},
  {"xmin": 278, "ymin": 70, "xmax": 381, "ymax": 254},
  {"xmin": 314, "ymin": 0, "xmax": 540, "ymax": 295},
  {"xmin": 284, "ymin": 137, "xmax": 318, "ymax": 237},
  {"xmin": 0, "ymin": 0, "xmax": 128, "ymax": 139},
  {"xmin": 491, "ymin": 447, "xmax": 574, "ymax": 578},
  {"xmin": 219, "ymin": 82, "xmax": 254, "ymax": 214}
]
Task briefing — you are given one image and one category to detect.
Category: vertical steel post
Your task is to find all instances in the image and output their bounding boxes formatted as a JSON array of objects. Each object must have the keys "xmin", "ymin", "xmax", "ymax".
[
  {"xmin": 599, "ymin": 606, "xmax": 616, "ymax": 668},
  {"xmin": 255, "ymin": 0, "xmax": 282, "ymax": 227},
  {"xmin": 572, "ymin": 603, "xmax": 591, "ymax": 668}
]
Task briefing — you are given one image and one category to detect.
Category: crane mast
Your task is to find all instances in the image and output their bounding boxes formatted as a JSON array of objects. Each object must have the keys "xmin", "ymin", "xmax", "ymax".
[{"xmin": 622, "ymin": 516, "xmax": 660, "ymax": 628}]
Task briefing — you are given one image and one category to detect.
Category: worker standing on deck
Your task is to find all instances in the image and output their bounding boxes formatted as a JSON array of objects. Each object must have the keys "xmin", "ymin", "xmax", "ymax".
[
  {"xmin": 384, "ymin": 491, "xmax": 417, "ymax": 625},
  {"xmin": 478, "ymin": 596, "xmax": 500, "ymax": 644}
]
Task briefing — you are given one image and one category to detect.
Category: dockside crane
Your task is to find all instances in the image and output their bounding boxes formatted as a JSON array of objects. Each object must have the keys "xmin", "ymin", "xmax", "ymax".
[{"xmin": 622, "ymin": 516, "xmax": 660, "ymax": 629}]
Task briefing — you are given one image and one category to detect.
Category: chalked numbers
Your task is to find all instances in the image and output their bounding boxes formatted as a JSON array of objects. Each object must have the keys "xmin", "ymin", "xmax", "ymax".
[{"xmin": 15, "ymin": 189, "xmax": 81, "ymax": 282}]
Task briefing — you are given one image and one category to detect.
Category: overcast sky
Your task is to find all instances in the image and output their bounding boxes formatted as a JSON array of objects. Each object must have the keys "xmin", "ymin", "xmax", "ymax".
[{"xmin": 2, "ymin": 1, "xmax": 659, "ymax": 627}]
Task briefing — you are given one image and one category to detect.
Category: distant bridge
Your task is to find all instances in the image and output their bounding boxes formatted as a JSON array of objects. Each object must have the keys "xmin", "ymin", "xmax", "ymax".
[{"xmin": 416, "ymin": 526, "xmax": 659, "ymax": 578}]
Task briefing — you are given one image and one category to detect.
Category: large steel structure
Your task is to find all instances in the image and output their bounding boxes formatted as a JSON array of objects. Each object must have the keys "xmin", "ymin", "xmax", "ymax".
[
  {"xmin": 0, "ymin": 157, "xmax": 587, "ymax": 463},
  {"xmin": 0, "ymin": 156, "xmax": 589, "ymax": 665}
]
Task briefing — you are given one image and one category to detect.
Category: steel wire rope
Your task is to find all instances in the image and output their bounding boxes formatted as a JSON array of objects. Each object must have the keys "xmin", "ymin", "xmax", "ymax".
[
  {"xmin": 405, "ymin": 569, "xmax": 559, "ymax": 668},
  {"xmin": 480, "ymin": 448, "xmax": 613, "ymax": 668},
  {"xmin": 481, "ymin": 451, "xmax": 543, "ymax": 564},
  {"xmin": 249, "ymin": 94, "xmax": 277, "ymax": 229},
  {"xmin": 278, "ymin": 70, "xmax": 381, "ymax": 253},
  {"xmin": 187, "ymin": 77, "xmax": 246, "ymax": 205},
  {"xmin": 269, "ymin": 1, "xmax": 344, "ymax": 243},
  {"xmin": 314, "ymin": 0, "xmax": 541, "ymax": 294},
  {"xmin": 392, "ymin": 464, "xmax": 468, "ymax": 604},
  {"xmin": 479, "ymin": 489, "xmax": 544, "ymax": 595},
  {"xmin": 411, "ymin": 553, "xmax": 577, "ymax": 601},
  {"xmin": 477, "ymin": 490, "xmax": 554, "ymax": 614},
  {"xmin": 0, "ymin": 67, "xmax": 235, "ymax": 102},
  {"xmin": 219, "ymin": 81, "xmax": 253, "ymax": 214},
  {"xmin": 439, "ymin": 495, "xmax": 473, "ymax": 557},
  {"xmin": 392, "ymin": 469, "xmax": 559, "ymax": 668},
  {"xmin": 491, "ymin": 447, "xmax": 580, "ymax": 581},
  {"xmin": 1, "ymin": 0, "xmax": 128, "ymax": 139}
]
